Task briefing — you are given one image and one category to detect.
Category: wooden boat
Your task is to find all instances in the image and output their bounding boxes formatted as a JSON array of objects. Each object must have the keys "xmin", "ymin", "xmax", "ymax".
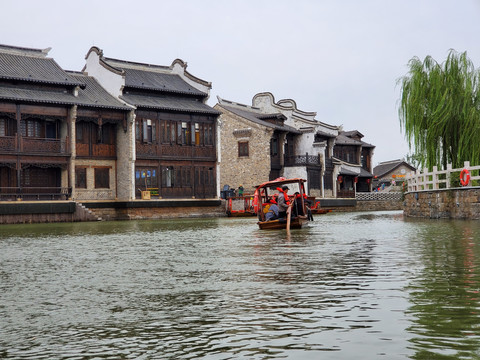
[
  {"xmin": 226, "ymin": 195, "xmax": 256, "ymax": 217},
  {"xmin": 309, "ymin": 200, "xmax": 333, "ymax": 215},
  {"xmin": 254, "ymin": 177, "xmax": 311, "ymax": 230}
]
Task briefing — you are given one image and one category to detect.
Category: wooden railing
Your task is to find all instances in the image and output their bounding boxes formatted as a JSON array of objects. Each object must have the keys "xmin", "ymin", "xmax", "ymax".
[
  {"xmin": 22, "ymin": 137, "xmax": 69, "ymax": 154},
  {"xmin": 337, "ymin": 189, "xmax": 356, "ymax": 198},
  {"xmin": 0, "ymin": 136, "xmax": 16, "ymax": 151},
  {"xmin": 0, "ymin": 187, "xmax": 71, "ymax": 201},
  {"xmin": 406, "ymin": 161, "xmax": 480, "ymax": 191}
]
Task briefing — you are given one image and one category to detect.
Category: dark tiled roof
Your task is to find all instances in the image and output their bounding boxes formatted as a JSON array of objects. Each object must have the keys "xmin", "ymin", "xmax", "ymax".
[
  {"xmin": 0, "ymin": 84, "xmax": 79, "ymax": 106},
  {"xmin": 361, "ymin": 141, "xmax": 375, "ymax": 148},
  {"xmin": 68, "ymin": 72, "xmax": 131, "ymax": 110},
  {"xmin": 114, "ymin": 66, "xmax": 207, "ymax": 97},
  {"xmin": 359, "ymin": 168, "xmax": 373, "ymax": 178},
  {"xmin": 373, "ymin": 160, "xmax": 416, "ymax": 177},
  {"xmin": 0, "ymin": 51, "xmax": 83, "ymax": 87},
  {"xmin": 0, "ymin": 74, "xmax": 131, "ymax": 111},
  {"xmin": 335, "ymin": 133, "xmax": 363, "ymax": 145},
  {"xmin": 342, "ymin": 130, "xmax": 364, "ymax": 138},
  {"xmin": 316, "ymin": 129, "xmax": 336, "ymax": 138},
  {"xmin": 120, "ymin": 93, "xmax": 220, "ymax": 115},
  {"xmin": 339, "ymin": 167, "xmax": 359, "ymax": 176},
  {"xmin": 219, "ymin": 104, "xmax": 301, "ymax": 134}
]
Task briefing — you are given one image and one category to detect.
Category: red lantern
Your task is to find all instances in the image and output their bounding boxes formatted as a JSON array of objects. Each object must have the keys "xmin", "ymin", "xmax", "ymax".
[
  {"xmin": 338, "ymin": 176, "xmax": 343, "ymax": 183},
  {"xmin": 367, "ymin": 178, "xmax": 371, "ymax": 184},
  {"xmin": 354, "ymin": 177, "xmax": 358, "ymax": 183}
]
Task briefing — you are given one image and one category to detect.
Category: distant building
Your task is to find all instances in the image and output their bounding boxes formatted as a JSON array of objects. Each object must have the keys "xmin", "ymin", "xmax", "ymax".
[
  {"xmin": 373, "ymin": 159, "xmax": 416, "ymax": 186},
  {"xmin": 215, "ymin": 96, "xmax": 301, "ymax": 194},
  {"xmin": 332, "ymin": 130, "xmax": 375, "ymax": 198},
  {"xmin": 215, "ymin": 92, "xmax": 375, "ymax": 198}
]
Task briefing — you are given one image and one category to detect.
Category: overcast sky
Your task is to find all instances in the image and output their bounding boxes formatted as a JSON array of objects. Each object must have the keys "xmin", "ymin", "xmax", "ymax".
[{"xmin": 2, "ymin": 0, "xmax": 480, "ymax": 166}]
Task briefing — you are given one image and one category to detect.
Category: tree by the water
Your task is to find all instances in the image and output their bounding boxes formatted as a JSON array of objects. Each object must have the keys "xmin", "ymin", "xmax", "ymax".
[{"xmin": 398, "ymin": 50, "xmax": 480, "ymax": 170}]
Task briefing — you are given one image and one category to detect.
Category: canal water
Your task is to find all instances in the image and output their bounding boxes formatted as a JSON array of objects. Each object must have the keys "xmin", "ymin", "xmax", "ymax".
[{"xmin": 1, "ymin": 210, "xmax": 480, "ymax": 359}]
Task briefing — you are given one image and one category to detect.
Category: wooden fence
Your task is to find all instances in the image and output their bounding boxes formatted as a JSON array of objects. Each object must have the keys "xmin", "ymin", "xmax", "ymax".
[{"xmin": 406, "ymin": 161, "xmax": 480, "ymax": 192}]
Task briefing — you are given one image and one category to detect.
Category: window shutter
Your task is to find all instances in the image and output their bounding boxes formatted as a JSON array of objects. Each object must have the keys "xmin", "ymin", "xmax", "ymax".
[
  {"xmin": 177, "ymin": 122, "xmax": 182, "ymax": 144},
  {"xmin": 143, "ymin": 120, "xmax": 148, "ymax": 143}
]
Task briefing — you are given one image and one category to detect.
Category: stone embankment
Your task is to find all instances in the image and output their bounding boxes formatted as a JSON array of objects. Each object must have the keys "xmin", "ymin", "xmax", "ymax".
[
  {"xmin": 0, "ymin": 195, "xmax": 406, "ymax": 225},
  {"xmin": 404, "ymin": 187, "xmax": 480, "ymax": 219}
]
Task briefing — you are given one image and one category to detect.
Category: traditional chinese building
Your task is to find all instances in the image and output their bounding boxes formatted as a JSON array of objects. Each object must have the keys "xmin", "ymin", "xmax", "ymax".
[
  {"xmin": 331, "ymin": 130, "xmax": 375, "ymax": 198},
  {"xmin": 373, "ymin": 159, "xmax": 416, "ymax": 188},
  {"xmin": 83, "ymin": 47, "xmax": 220, "ymax": 199},
  {"xmin": 216, "ymin": 92, "xmax": 375, "ymax": 198},
  {"xmin": 215, "ymin": 96, "xmax": 300, "ymax": 194},
  {"xmin": 0, "ymin": 44, "xmax": 132, "ymax": 201}
]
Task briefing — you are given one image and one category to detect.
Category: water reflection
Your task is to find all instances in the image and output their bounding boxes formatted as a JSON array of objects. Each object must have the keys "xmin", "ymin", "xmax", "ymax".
[
  {"xmin": 405, "ymin": 220, "xmax": 480, "ymax": 359},
  {"xmin": 1, "ymin": 211, "xmax": 480, "ymax": 358}
]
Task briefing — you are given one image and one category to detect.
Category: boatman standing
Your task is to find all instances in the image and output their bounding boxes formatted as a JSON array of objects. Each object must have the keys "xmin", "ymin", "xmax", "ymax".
[{"xmin": 277, "ymin": 185, "xmax": 289, "ymax": 219}]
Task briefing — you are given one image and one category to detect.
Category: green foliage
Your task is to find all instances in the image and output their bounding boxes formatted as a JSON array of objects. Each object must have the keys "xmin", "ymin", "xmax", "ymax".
[
  {"xmin": 398, "ymin": 50, "xmax": 480, "ymax": 170},
  {"xmin": 449, "ymin": 171, "xmax": 461, "ymax": 188}
]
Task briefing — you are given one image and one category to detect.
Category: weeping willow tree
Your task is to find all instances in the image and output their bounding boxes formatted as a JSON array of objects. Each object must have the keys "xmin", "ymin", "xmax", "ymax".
[{"xmin": 398, "ymin": 50, "xmax": 480, "ymax": 170}]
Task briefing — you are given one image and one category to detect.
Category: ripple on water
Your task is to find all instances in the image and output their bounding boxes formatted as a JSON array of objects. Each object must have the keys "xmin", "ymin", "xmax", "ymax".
[{"xmin": 1, "ymin": 211, "xmax": 480, "ymax": 359}]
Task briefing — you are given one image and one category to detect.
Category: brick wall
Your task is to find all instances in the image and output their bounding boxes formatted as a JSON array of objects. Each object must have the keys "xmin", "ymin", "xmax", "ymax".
[{"xmin": 217, "ymin": 108, "xmax": 273, "ymax": 194}]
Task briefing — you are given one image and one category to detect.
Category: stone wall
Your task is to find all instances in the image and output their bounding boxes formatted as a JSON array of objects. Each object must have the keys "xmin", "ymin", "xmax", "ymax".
[
  {"xmin": 216, "ymin": 106, "xmax": 273, "ymax": 194},
  {"xmin": 0, "ymin": 202, "xmax": 98, "ymax": 224},
  {"xmin": 319, "ymin": 199, "xmax": 403, "ymax": 213},
  {"xmin": 84, "ymin": 199, "xmax": 225, "ymax": 221},
  {"xmin": 404, "ymin": 187, "xmax": 480, "ymax": 219}
]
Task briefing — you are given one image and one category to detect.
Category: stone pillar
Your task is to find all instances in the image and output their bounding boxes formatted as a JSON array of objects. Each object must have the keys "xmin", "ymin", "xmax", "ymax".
[
  {"xmin": 67, "ymin": 105, "xmax": 77, "ymax": 197},
  {"xmin": 116, "ymin": 110, "xmax": 135, "ymax": 200}
]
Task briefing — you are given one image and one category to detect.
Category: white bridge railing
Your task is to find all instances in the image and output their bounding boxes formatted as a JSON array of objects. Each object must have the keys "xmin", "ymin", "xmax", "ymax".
[
  {"xmin": 355, "ymin": 192, "xmax": 403, "ymax": 201},
  {"xmin": 406, "ymin": 161, "xmax": 480, "ymax": 192}
]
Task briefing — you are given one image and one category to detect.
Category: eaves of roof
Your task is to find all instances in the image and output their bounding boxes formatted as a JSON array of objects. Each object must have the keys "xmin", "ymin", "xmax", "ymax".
[
  {"xmin": 219, "ymin": 104, "xmax": 301, "ymax": 134},
  {"xmin": 68, "ymin": 72, "xmax": 132, "ymax": 110},
  {"xmin": 120, "ymin": 93, "xmax": 220, "ymax": 115},
  {"xmin": 0, "ymin": 85, "xmax": 130, "ymax": 111},
  {"xmin": 335, "ymin": 134, "xmax": 363, "ymax": 145},
  {"xmin": 119, "ymin": 67, "xmax": 208, "ymax": 97}
]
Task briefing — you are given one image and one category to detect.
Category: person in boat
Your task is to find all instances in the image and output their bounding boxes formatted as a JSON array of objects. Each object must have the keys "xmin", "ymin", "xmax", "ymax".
[
  {"xmin": 265, "ymin": 198, "xmax": 279, "ymax": 221},
  {"xmin": 277, "ymin": 185, "xmax": 290, "ymax": 219},
  {"xmin": 238, "ymin": 185, "xmax": 244, "ymax": 197},
  {"xmin": 292, "ymin": 192, "xmax": 305, "ymax": 217}
]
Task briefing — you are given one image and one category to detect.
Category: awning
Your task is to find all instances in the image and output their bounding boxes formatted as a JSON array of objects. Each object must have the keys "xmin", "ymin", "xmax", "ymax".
[{"xmin": 339, "ymin": 167, "xmax": 359, "ymax": 176}]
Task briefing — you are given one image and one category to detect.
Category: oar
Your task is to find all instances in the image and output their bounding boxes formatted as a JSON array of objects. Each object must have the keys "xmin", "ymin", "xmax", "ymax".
[{"xmin": 286, "ymin": 203, "xmax": 293, "ymax": 233}]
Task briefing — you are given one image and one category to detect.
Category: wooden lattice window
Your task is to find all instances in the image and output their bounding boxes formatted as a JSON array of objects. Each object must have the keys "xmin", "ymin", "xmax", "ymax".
[
  {"xmin": 238, "ymin": 141, "xmax": 249, "ymax": 157},
  {"xmin": 94, "ymin": 167, "xmax": 110, "ymax": 189},
  {"xmin": 75, "ymin": 167, "xmax": 87, "ymax": 189}
]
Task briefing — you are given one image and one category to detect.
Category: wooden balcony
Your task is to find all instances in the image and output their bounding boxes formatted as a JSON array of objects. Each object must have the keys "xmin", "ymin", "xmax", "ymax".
[
  {"xmin": 284, "ymin": 154, "xmax": 321, "ymax": 167},
  {"xmin": 135, "ymin": 142, "xmax": 216, "ymax": 160},
  {"xmin": 76, "ymin": 143, "xmax": 116, "ymax": 158},
  {"xmin": 22, "ymin": 137, "xmax": 69, "ymax": 154},
  {"xmin": 0, "ymin": 136, "xmax": 70, "ymax": 155}
]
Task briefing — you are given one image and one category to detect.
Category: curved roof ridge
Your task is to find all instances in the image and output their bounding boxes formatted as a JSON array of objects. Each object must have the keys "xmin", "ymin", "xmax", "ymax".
[
  {"xmin": 171, "ymin": 59, "xmax": 211, "ymax": 88},
  {"xmin": 0, "ymin": 44, "xmax": 51, "ymax": 58},
  {"xmin": 217, "ymin": 96, "xmax": 262, "ymax": 112}
]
